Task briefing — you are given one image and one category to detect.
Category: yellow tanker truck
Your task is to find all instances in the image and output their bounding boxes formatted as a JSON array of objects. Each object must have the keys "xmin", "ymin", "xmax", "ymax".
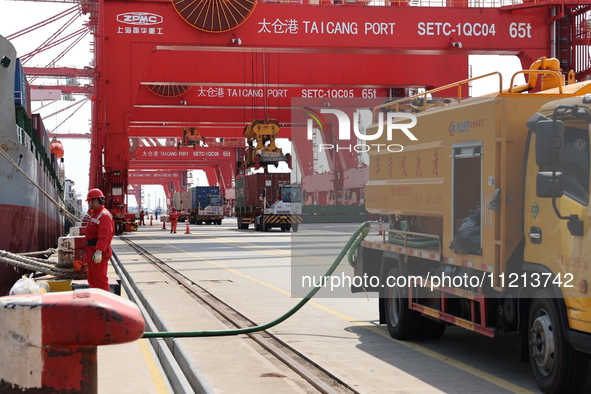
[{"xmin": 352, "ymin": 58, "xmax": 591, "ymax": 393}]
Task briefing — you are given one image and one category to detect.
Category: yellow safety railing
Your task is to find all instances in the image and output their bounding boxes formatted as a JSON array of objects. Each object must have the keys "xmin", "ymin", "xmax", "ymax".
[
  {"xmin": 507, "ymin": 69, "xmax": 563, "ymax": 94},
  {"xmin": 372, "ymin": 71, "xmax": 503, "ymax": 115}
]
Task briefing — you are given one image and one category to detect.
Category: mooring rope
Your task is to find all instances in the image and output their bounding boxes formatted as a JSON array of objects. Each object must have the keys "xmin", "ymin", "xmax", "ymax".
[
  {"xmin": 18, "ymin": 248, "xmax": 57, "ymax": 257},
  {"xmin": 0, "ymin": 250, "xmax": 85, "ymax": 279}
]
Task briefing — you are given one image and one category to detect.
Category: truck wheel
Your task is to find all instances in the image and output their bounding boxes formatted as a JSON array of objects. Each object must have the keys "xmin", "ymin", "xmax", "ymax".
[
  {"xmin": 529, "ymin": 290, "xmax": 589, "ymax": 394},
  {"xmin": 292, "ymin": 223, "xmax": 299, "ymax": 232},
  {"xmin": 420, "ymin": 318, "xmax": 446, "ymax": 339},
  {"xmin": 384, "ymin": 267, "xmax": 422, "ymax": 340},
  {"xmin": 262, "ymin": 221, "xmax": 269, "ymax": 232},
  {"xmin": 237, "ymin": 217, "xmax": 248, "ymax": 230}
]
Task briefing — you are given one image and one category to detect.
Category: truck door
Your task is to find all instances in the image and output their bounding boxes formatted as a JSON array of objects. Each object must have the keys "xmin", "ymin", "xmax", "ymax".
[
  {"xmin": 523, "ymin": 110, "xmax": 591, "ymax": 392},
  {"xmin": 524, "ymin": 117, "xmax": 590, "ymax": 291}
]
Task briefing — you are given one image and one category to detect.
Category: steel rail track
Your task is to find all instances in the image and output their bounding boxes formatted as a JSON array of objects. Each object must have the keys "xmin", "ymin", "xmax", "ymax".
[{"xmin": 119, "ymin": 236, "xmax": 360, "ymax": 394}]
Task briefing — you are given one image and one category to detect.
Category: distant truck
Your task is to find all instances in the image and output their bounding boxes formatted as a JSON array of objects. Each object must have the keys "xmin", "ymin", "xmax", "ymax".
[
  {"xmin": 352, "ymin": 58, "xmax": 591, "ymax": 393},
  {"xmin": 189, "ymin": 186, "xmax": 223, "ymax": 225},
  {"xmin": 235, "ymin": 173, "xmax": 302, "ymax": 232}
]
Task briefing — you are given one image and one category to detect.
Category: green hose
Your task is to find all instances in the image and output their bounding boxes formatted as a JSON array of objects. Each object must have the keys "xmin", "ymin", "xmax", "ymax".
[
  {"xmin": 348, "ymin": 227, "xmax": 369, "ymax": 268},
  {"xmin": 143, "ymin": 221, "xmax": 371, "ymax": 338}
]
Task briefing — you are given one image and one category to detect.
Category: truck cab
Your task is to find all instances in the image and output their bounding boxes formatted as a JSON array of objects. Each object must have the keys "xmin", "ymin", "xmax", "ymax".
[
  {"xmin": 255, "ymin": 184, "xmax": 302, "ymax": 232},
  {"xmin": 197, "ymin": 194, "xmax": 223, "ymax": 225},
  {"xmin": 278, "ymin": 185, "xmax": 302, "ymax": 213},
  {"xmin": 523, "ymin": 101, "xmax": 591, "ymax": 392}
]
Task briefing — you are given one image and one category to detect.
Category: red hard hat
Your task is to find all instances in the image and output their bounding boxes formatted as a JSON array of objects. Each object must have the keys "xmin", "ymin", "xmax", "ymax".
[
  {"xmin": 86, "ymin": 188, "xmax": 105, "ymax": 201},
  {"xmin": 171, "ymin": 207, "xmax": 176, "ymax": 212}
]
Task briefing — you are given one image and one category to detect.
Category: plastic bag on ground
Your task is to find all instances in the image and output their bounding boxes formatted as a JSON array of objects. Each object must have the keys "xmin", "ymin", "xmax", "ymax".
[{"xmin": 9, "ymin": 275, "xmax": 42, "ymax": 295}]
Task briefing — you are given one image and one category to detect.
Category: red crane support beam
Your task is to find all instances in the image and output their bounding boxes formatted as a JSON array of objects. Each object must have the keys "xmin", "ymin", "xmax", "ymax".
[
  {"xmin": 110, "ymin": 3, "xmax": 554, "ymax": 59},
  {"xmin": 48, "ymin": 132, "xmax": 91, "ymax": 139},
  {"xmin": 128, "ymin": 170, "xmax": 187, "ymax": 184},
  {"xmin": 30, "ymin": 85, "xmax": 94, "ymax": 95},
  {"xmin": 128, "ymin": 161, "xmax": 236, "ymax": 190},
  {"xmin": 129, "ymin": 146, "xmax": 236, "ymax": 165},
  {"xmin": 127, "ymin": 51, "xmax": 459, "ymax": 148},
  {"xmin": 130, "ymin": 179, "xmax": 184, "ymax": 192},
  {"xmin": 202, "ymin": 167, "xmax": 219, "ymax": 188},
  {"xmin": 129, "ymin": 182, "xmax": 176, "ymax": 200},
  {"xmin": 24, "ymin": 67, "xmax": 94, "ymax": 78}
]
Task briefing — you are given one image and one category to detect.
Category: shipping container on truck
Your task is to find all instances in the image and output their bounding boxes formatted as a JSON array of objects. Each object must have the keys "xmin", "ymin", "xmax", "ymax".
[
  {"xmin": 172, "ymin": 190, "xmax": 190, "ymax": 221},
  {"xmin": 224, "ymin": 188, "xmax": 236, "ymax": 217},
  {"xmin": 188, "ymin": 186, "xmax": 223, "ymax": 225},
  {"xmin": 351, "ymin": 58, "xmax": 591, "ymax": 394},
  {"xmin": 235, "ymin": 172, "xmax": 302, "ymax": 232}
]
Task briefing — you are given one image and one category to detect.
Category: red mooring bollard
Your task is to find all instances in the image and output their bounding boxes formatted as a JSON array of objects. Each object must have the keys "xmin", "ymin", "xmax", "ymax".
[
  {"xmin": 0, "ymin": 289, "xmax": 145, "ymax": 393},
  {"xmin": 185, "ymin": 220, "xmax": 191, "ymax": 234},
  {"xmin": 162, "ymin": 218, "xmax": 166, "ymax": 230}
]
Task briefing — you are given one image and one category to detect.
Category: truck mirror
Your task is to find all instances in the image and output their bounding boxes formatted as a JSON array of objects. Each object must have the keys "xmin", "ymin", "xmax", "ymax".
[
  {"xmin": 555, "ymin": 105, "xmax": 591, "ymax": 123},
  {"xmin": 533, "ymin": 119, "xmax": 564, "ymax": 167},
  {"xmin": 525, "ymin": 112, "xmax": 546, "ymax": 130},
  {"xmin": 536, "ymin": 171, "xmax": 564, "ymax": 198}
]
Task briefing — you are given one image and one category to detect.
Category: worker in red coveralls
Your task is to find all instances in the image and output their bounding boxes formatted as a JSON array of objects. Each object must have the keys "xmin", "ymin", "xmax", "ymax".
[
  {"xmin": 82, "ymin": 188, "xmax": 114, "ymax": 291},
  {"xmin": 169, "ymin": 207, "xmax": 179, "ymax": 234},
  {"xmin": 139, "ymin": 209, "xmax": 145, "ymax": 225}
]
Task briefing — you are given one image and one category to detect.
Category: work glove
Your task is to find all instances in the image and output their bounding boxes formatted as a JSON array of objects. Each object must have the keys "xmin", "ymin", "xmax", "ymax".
[{"xmin": 92, "ymin": 250, "xmax": 103, "ymax": 264}]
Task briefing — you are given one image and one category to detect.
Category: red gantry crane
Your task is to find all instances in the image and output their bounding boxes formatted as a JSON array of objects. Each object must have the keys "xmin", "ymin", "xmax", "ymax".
[
  {"xmin": 86, "ymin": 0, "xmax": 591, "ymax": 228},
  {"xmin": 11, "ymin": 0, "xmax": 591, "ymax": 229}
]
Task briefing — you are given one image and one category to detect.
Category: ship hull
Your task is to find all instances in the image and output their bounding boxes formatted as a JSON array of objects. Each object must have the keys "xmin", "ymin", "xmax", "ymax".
[
  {"xmin": 0, "ymin": 141, "xmax": 65, "ymax": 295},
  {"xmin": 0, "ymin": 35, "xmax": 65, "ymax": 295}
]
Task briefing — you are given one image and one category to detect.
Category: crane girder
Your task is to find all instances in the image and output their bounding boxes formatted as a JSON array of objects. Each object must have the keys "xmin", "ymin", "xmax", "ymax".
[
  {"xmin": 30, "ymin": 85, "xmax": 94, "ymax": 96},
  {"xmin": 24, "ymin": 66, "xmax": 94, "ymax": 79},
  {"xmin": 128, "ymin": 170, "xmax": 187, "ymax": 186}
]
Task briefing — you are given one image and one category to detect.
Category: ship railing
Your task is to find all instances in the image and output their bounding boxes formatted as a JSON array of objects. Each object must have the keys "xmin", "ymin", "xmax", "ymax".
[
  {"xmin": 16, "ymin": 124, "xmax": 64, "ymax": 196},
  {"xmin": 16, "ymin": 125, "xmax": 34, "ymax": 154},
  {"xmin": 263, "ymin": 0, "xmax": 522, "ymax": 8}
]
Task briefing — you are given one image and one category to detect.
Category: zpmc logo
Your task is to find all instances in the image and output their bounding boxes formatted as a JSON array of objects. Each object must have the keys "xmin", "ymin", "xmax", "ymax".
[
  {"xmin": 305, "ymin": 109, "xmax": 418, "ymax": 152},
  {"xmin": 117, "ymin": 12, "xmax": 164, "ymax": 26}
]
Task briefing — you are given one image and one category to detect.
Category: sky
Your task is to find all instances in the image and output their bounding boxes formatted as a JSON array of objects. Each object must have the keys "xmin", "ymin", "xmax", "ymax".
[{"xmin": 0, "ymin": 0, "xmax": 526, "ymax": 211}]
